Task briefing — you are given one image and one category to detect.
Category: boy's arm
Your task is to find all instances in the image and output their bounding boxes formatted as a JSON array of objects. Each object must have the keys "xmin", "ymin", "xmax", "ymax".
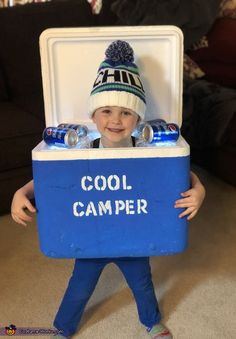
[
  {"xmin": 11, "ymin": 180, "xmax": 36, "ymax": 227},
  {"xmin": 174, "ymin": 171, "xmax": 206, "ymax": 220}
]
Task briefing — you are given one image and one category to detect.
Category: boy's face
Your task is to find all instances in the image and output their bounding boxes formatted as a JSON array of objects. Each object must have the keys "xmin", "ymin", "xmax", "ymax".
[{"xmin": 92, "ymin": 106, "xmax": 139, "ymax": 147}]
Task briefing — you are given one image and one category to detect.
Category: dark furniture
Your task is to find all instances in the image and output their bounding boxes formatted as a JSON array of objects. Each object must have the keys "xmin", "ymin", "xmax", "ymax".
[
  {"xmin": 0, "ymin": 0, "xmax": 115, "ymax": 215},
  {"xmin": 184, "ymin": 17, "xmax": 236, "ymax": 186}
]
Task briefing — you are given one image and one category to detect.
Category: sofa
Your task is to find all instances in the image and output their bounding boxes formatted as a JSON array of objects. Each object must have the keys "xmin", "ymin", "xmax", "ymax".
[
  {"xmin": 0, "ymin": 0, "xmax": 235, "ymax": 215},
  {"xmin": 183, "ymin": 16, "xmax": 236, "ymax": 186},
  {"xmin": 0, "ymin": 0, "xmax": 116, "ymax": 215}
]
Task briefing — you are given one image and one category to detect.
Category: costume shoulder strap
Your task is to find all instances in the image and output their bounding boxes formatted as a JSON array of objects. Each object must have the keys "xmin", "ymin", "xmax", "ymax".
[
  {"xmin": 92, "ymin": 137, "xmax": 136, "ymax": 148},
  {"xmin": 131, "ymin": 136, "xmax": 136, "ymax": 147},
  {"xmin": 92, "ymin": 138, "xmax": 100, "ymax": 148}
]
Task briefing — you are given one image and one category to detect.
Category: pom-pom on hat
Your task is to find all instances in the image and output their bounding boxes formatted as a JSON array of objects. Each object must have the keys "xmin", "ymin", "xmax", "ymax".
[{"xmin": 88, "ymin": 40, "xmax": 146, "ymax": 120}]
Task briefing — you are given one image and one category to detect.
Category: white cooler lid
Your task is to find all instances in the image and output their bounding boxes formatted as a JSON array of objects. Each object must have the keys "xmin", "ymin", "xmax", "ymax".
[{"xmin": 39, "ymin": 25, "xmax": 183, "ymax": 131}]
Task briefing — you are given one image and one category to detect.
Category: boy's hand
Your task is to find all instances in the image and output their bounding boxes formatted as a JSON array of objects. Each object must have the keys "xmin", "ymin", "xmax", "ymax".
[
  {"xmin": 174, "ymin": 184, "xmax": 205, "ymax": 220},
  {"xmin": 11, "ymin": 189, "xmax": 36, "ymax": 226}
]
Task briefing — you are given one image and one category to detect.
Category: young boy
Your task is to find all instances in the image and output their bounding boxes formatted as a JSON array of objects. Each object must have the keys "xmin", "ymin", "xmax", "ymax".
[{"xmin": 11, "ymin": 41, "xmax": 205, "ymax": 338}]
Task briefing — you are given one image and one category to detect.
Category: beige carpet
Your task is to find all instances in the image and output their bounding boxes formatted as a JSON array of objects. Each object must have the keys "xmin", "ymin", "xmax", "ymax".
[{"xmin": 0, "ymin": 166, "xmax": 236, "ymax": 339}]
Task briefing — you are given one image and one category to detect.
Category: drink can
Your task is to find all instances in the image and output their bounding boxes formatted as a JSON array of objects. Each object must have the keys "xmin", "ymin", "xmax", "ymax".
[
  {"xmin": 133, "ymin": 119, "xmax": 166, "ymax": 138},
  {"xmin": 43, "ymin": 127, "xmax": 79, "ymax": 147},
  {"xmin": 58, "ymin": 123, "xmax": 88, "ymax": 137},
  {"xmin": 142, "ymin": 122, "xmax": 180, "ymax": 143},
  {"xmin": 133, "ymin": 122, "xmax": 146, "ymax": 138}
]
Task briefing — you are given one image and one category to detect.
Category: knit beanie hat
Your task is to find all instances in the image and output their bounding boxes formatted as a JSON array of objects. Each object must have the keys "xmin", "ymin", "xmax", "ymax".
[{"xmin": 88, "ymin": 40, "xmax": 146, "ymax": 120}]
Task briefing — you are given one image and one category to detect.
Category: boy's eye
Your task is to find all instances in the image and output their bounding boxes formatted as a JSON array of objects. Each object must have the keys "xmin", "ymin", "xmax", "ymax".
[
  {"xmin": 102, "ymin": 109, "xmax": 111, "ymax": 114},
  {"xmin": 123, "ymin": 111, "xmax": 132, "ymax": 116}
]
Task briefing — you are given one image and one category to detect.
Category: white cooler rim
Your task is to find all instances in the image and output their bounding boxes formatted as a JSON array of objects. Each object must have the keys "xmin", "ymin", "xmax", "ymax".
[{"xmin": 32, "ymin": 137, "xmax": 190, "ymax": 161}]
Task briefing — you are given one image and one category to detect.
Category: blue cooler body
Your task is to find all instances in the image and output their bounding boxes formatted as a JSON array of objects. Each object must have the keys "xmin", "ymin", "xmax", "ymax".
[{"xmin": 32, "ymin": 26, "xmax": 190, "ymax": 258}]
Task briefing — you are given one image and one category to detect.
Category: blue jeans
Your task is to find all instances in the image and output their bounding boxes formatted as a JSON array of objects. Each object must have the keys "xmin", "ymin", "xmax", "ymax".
[{"xmin": 54, "ymin": 257, "xmax": 161, "ymax": 336}]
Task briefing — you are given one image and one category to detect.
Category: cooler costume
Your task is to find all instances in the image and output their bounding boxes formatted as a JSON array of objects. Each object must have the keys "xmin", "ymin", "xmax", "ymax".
[{"xmin": 53, "ymin": 41, "xmax": 161, "ymax": 337}]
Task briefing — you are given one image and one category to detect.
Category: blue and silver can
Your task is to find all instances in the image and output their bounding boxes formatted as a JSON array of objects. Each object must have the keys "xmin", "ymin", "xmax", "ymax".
[
  {"xmin": 58, "ymin": 123, "xmax": 88, "ymax": 137},
  {"xmin": 133, "ymin": 119, "xmax": 166, "ymax": 138},
  {"xmin": 43, "ymin": 127, "xmax": 79, "ymax": 147},
  {"xmin": 142, "ymin": 121, "xmax": 180, "ymax": 143}
]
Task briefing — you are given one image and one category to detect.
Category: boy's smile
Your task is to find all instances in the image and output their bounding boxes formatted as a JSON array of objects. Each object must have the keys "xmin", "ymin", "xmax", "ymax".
[{"xmin": 92, "ymin": 106, "xmax": 139, "ymax": 148}]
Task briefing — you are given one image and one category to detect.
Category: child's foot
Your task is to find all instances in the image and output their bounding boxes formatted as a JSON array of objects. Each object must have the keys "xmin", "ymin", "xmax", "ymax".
[{"xmin": 147, "ymin": 323, "xmax": 172, "ymax": 338}]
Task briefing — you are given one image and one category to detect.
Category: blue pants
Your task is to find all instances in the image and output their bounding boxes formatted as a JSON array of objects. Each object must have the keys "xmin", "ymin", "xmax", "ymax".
[{"xmin": 54, "ymin": 257, "xmax": 161, "ymax": 337}]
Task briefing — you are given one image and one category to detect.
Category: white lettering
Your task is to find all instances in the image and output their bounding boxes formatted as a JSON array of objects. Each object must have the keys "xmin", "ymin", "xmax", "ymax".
[
  {"xmin": 73, "ymin": 201, "xmax": 85, "ymax": 217},
  {"xmin": 73, "ymin": 199, "xmax": 148, "ymax": 217},
  {"xmin": 98, "ymin": 200, "xmax": 112, "ymax": 216},
  {"xmin": 80, "ymin": 174, "xmax": 132, "ymax": 192},
  {"xmin": 126, "ymin": 200, "xmax": 135, "ymax": 214},
  {"xmin": 115, "ymin": 200, "xmax": 126, "ymax": 215},
  {"xmin": 94, "ymin": 175, "xmax": 106, "ymax": 191},
  {"xmin": 107, "ymin": 175, "xmax": 120, "ymax": 190},
  {"xmin": 85, "ymin": 202, "xmax": 98, "ymax": 217},
  {"xmin": 137, "ymin": 199, "xmax": 148, "ymax": 214},
  {"xmin": 122, "ymin": 175, "xmax": 132, "ymax": 190},
  {"xmin": 81, "ymin": 176, "xmax": 93, "ymax": 191}
]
